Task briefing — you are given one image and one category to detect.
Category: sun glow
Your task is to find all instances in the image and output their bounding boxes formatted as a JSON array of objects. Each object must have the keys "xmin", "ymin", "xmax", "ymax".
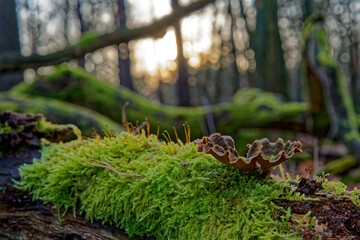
[
  {"xmin": 132, "ymin": 29, "xmax": 177, "ymax": 79},
  {"xmin": 131, "ymin": 3, "xmax": 214, "ymax": 79},
  {"xmin": 130, "ymin": 0, "xmax": 214, "ymax": 79}
]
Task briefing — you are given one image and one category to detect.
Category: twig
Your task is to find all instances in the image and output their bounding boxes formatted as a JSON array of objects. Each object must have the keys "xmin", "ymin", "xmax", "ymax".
[{"xmin": 85, "ymin": 159, "xmax": 141, "ymax": 177}]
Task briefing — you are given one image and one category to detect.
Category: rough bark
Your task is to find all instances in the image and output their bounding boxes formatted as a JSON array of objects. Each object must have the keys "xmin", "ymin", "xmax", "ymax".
[
  {"xmin": 0, "ymin": 0, "xmax": 215, "ymax": 73},
  {"xmin": 10, "ymin": 65, "xmax": 308, "ymax": 140}
]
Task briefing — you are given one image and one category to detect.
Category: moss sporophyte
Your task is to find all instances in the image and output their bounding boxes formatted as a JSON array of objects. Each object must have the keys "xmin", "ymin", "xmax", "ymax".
[{"xmin": 16, "ymin": 124, "xmax": 319, "ymax": 239}]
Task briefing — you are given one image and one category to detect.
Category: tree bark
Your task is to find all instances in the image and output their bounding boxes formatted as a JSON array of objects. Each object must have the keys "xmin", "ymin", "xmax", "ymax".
[
  {"xmin": 75, "ymin": 0, "xmax": 86, "ymax": 68},
  {"xmin": 0, "ymin": 0, "xmax": 215, "ymax": 73},
  {"xmin": 255, "ymin": 0, "xmax": 287, "ymax": 98},
  {"xmin": 117, "ymin": 0, "xmax": 134, "ymax": 91},
  {"xmin": 0, "ymin": 0, "xmax": 23, "ymax": 91},
  {"xmin": 172, "ymin": 0, "xmax": 190, "ymax": 106},
  {"xmin": 228, "ymin": 0, "xmax": 240, "ymax": 93},
  {"xmin": 351, "ymin": 42, "xmax": 360, "ymax": 113}
]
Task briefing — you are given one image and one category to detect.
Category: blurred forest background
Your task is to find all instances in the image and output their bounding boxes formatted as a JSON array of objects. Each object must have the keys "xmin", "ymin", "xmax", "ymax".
[{"xmin": 2, "ymin": 0, "xmax": 360, "ymax": 186}]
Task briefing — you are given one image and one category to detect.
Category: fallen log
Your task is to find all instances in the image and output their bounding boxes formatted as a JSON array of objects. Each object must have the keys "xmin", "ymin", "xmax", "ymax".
[
  {"xmin": 0, "ymin": 150, "xmax": 149, "ymax": 240},
  {"xmin": 10, "ymin": 65, "xmax": 308, "ymax": 140},
  {"xmin": 1, "ymin": 130, "xmax": 360, "ymax": 239}
]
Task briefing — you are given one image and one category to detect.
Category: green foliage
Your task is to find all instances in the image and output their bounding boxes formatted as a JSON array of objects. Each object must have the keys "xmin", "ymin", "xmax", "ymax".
[{"xmin": 16, "ymin": 131, "xmax": 303, "ymax": 239}]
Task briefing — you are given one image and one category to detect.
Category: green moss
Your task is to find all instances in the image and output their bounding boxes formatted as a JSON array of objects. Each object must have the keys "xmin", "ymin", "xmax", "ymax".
[
  {"xmin": 36, "ymin": 117, "xmax": 82, "ymax": 139},
  {"xmin": 336, "ymin": 68, "xmax": 360, "ymax": 141},
  {"xmin": 16, "ymin": 131, "xmax": 306, "ymax": 239},
  {"xmin": 315, "ymin": 29, "xmax": 337, "ymax": 68},
  {"xmin": 342, "ymin": 169, "xmax": 360, "ymax": 185},
  {"xmin": 0, "ymin": 122, "xmax": 12, "ymax": 134},
  {"xmin": 318, "ymin": 173, "xmax": 360, "ymax": 206},
  {"xmin": 75, "ymin": 31, "xmax": 99, "ymax": 47},
  {"xmin": 11, "ymin": 65, "xmax": 307, "ymax": 141},
  {"xmin": 222, "ymin": 88, "xmax": 307, "ymax": 130},
  {"xmin": 323, "ymin": 156, "xmax": 357, "ymax": 175}
]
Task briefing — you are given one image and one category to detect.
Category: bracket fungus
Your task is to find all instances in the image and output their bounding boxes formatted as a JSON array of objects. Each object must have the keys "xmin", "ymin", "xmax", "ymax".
[{"xmin": 195, "ymin": 133, "xmax": 302, "ymax": 172}]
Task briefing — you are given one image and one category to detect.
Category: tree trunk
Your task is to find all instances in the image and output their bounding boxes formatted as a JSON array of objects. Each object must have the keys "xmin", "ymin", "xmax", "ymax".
[
  {"xmin": 351, "ymin": 42, "xmax": 360, "ymax": 113},
  {"xmin": 0, "ymin": 0, "xmax": 23, "ymax": 91},
  {"xmin": 75, "ymin": 0, "xmax": 86, "ymax": 67},
  {"xmin": 255, "ymin": 0, "xmax": 287, "ymax": 98},
  {"xmin": 228, "ymin": 0, "xmax": 240, "ymax": 93},
  {"xmin": 172, "ymin": 0, "xmax": 190, "ymax": 106},
  {"xmin": 240, "ymin": 0, "xmax": 257, "ymax": 87},
  {"xmin": 117, "ymin": 0, "xmax": 134, "ymax": 91}
]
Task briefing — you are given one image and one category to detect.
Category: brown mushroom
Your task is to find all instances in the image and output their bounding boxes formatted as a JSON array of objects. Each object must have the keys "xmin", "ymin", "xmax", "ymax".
[{"xmin": 195, "ymin": 133, "xmax": 302, "ymax": 172}]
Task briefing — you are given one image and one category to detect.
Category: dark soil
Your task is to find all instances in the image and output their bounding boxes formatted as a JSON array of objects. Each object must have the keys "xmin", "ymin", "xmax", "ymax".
[{"xmin": 274, "ymin": 178, "xmax": 360, "ymax": 239}]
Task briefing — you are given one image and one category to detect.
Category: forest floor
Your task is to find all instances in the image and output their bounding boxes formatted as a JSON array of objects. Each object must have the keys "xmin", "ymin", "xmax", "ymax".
[
  {"xmin": 274, "ymin": 177, "xmax": 360, "ymax": 239},
  {"xmin": 0, "ymin": 150, "xmax": 360, "ymax": 239}
]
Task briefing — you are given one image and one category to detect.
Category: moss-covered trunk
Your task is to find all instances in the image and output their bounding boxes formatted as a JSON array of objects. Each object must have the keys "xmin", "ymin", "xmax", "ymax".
[
  {"xmin": 303, "ymin": 16, "xmax": 360, "ymax": 164},
  {"xmin": 10, "ymin": 66, "xmax": 307, "ymax": 141}
]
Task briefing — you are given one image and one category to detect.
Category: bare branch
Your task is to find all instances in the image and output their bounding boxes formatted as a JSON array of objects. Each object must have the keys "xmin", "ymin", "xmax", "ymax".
[{"xmin": 0, "ymin": 0, "xmax": 215, "ymax": 72}]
